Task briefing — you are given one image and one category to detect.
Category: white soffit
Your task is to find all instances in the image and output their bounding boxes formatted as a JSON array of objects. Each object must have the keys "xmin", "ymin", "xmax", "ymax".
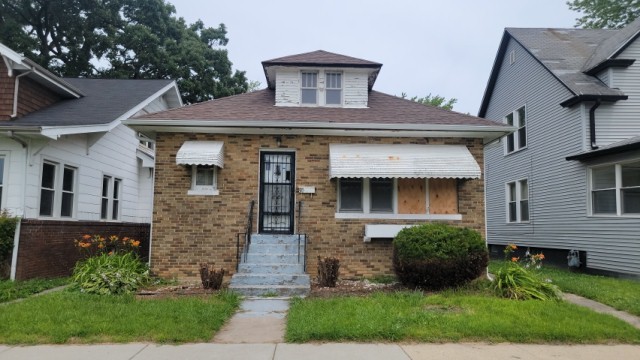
[
  {"xmin": 329, "ymin": 143, "xmax": 480, "ymax": 179},
  {"xmin": 176, "ymin": 141, "xmax": 224, "ymax": 167}
]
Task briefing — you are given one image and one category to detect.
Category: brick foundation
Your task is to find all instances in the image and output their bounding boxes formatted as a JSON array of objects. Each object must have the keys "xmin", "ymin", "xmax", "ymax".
[
  {"xmin": 15, "ymin": 219, "xmax": 150, "ymax": 280},
  {"xmin": 152, "ymin": 133, "xmax": 485, "ymax": 280}
]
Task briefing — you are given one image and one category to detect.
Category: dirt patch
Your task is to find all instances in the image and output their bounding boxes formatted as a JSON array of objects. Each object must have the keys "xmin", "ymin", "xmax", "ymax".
[
  {"xmin": 309, "ymin": 279, "xmax": 406, "ymax": 298},
  {"xmin": 137, "ymin": 283, "xmax": 220, "ymax": 299}
]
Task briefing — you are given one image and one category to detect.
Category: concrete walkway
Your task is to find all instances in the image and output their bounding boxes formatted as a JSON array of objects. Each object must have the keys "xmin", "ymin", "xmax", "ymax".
[
  {"xmin": 563, "ymin": 293, "xmax": 640, "ymax": 329},
  {"xmin": 212, "ymin": 297, "xmax": 289, "ymax": 343},
  {"xmin": 1, "ymin": 343, "xmax": 639, "ymax": 360}
]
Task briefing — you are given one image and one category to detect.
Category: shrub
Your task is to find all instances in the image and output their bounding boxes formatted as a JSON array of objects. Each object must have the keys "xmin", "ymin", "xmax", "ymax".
[
  {"xmin": 200, "ymin": 263, "xmax": 225, "ymax": 290},
  {"xmin": 317, "ymin": 256, "xmax": 340, "ymax": 287},
  {"xmin": 392, "ymin": 223, "xmax": 488, "ymax": 290},
  {"xmin": 0, "ymin": 210, "xmax": 19, "ymax": 279},
  {"xmin": 71, "ymin": 252, "xmax": 150, "ymax": 295}
]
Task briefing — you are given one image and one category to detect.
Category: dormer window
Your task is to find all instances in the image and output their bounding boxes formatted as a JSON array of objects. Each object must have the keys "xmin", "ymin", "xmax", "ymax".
[
  {"xmin": 325, "ymin": 72, "xmax": 342, "ymax": 105},
  {"xmin": 301, "ymin": 72, "xmax": 318, "ymax": 104}
]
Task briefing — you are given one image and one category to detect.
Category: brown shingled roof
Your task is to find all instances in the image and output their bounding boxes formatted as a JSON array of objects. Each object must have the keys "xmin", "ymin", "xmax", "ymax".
[
  {"xmin": 262, "ymin": 50, "xmax": 382, "ymax": 67},
  {"xmin": 136, "ymin": 89, "xmax": 500, "ymax": 128}
]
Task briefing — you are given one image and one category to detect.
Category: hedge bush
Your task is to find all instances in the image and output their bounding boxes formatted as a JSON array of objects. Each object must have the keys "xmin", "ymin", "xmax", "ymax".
[
  {"xmin": 392, "ymin": 223, "xmax": 488, "ymax": 290},
  {"xmin": 0, "ymin": 211, "xmax": 19, "ymax": 278}
]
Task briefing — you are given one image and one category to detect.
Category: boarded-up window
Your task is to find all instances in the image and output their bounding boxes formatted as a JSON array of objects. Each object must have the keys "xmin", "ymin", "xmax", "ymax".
[
  {"xmin": 397, "ymin": 178, "xmax": 426, "ymax": 214},
  {"xmin": 429, "ymin": 178, "xmax": 458, "ymax": 214}
]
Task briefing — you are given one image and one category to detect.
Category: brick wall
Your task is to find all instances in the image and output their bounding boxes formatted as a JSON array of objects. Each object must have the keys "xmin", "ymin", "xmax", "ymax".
[
  {"xmin": 152, "ymin": 133, "xmax": 485, "ymax": 280},
  {"xmin": 15, "ymin": 220, "xmax": 150, "ymax": 280},
  {"xmin": 0, "ymin": 61, "xmax": 61, "ymax": 120}
]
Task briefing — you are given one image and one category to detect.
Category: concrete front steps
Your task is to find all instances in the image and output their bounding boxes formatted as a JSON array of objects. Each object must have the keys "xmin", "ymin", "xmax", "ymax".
[{"xmin": 229, "ymin": 234, "xmax": 310, "ymax": 297}]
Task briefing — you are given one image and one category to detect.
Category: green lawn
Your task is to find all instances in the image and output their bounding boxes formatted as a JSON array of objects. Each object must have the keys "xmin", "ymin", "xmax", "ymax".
[
  {"xmin": 0, "ymin": 290, "xmax": 239, "ymax": 344},
  {"xmin": 489, "ymin": 261, "xmax": 640, "ymax": 316},
  {"xmin": 286, "ymin": 291, "xmax": 640, "ymax": 343},
  {"xmin": 0, "ymin": 278, "xmax": 68, "ymax": 303}
]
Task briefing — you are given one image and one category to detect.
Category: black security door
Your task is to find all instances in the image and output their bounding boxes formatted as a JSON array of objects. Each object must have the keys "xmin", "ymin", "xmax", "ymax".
[{"xmin": 259, "ymin": 152, "xmax": 295, "ymax": 233}]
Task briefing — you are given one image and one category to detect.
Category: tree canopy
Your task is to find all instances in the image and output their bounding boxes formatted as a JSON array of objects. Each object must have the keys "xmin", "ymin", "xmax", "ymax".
[
  {"xmin": 401, "ymin": 93, "xmax": 457, "ymax": 111},
  {"xmin": 567, "ymin": 0, "xmax": 640, "ymax": 29},
  {"xmin": 0, "ymin": 0, "xmax": 248, "ymax": 103}
]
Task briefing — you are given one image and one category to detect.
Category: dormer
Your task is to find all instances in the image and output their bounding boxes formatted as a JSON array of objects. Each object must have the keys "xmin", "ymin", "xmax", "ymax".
[{"xmin": 262, "ymin": 50, "xmax": 382, "ymax": 108}]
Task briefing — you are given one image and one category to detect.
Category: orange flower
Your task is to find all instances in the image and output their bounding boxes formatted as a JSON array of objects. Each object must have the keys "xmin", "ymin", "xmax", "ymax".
[
  {"xmin": 109, "ymin": 235, "xmax": 118, "ymax": 242},
  {"xmin": 82, "ymin": 234, "xmax": 92, "ymax": 240},
  {"xmin": 97, "ymin": 243, "xmax": 105, "ymax": 249},
  {"xmin": 131, "ymin": 240, "xmax": 140, "ymax": 247},
  {"xmin": 511, "ymin": 257, "xmax": 519, "ymax": 262}
]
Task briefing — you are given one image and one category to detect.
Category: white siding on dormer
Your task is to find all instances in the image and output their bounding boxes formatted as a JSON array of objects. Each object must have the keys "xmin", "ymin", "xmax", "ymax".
[
  {"xmin": 274, "ymin": 68, "xmax": 300, "ymax": 107},
  {"xmin": 595, "ymin": 69, "xmax": 610, "ymax": 86},
  {"xmin": 344, "ymin": 70, "xmax": 369, "ymax": 108},
  {"xmin": 591, "ymin": 39, "xmax": 640, "ymax": 146}
]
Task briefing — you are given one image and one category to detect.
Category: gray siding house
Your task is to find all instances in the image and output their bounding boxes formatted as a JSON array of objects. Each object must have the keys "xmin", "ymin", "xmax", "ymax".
[{"xmin": 480, "ymin": 18, "xmax": 640, "ymax": 277}]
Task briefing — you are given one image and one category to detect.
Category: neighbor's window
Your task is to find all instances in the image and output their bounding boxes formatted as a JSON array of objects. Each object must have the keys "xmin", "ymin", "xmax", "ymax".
[
  {"xmin": 301, "ymin": 72, "xmax": 318, "ymax": 104},
  {"xmin": 325, "ymin": 72, "xmax": 342, "ymax": 105},
  {"xmin": 507, "ymin": 179, "xmax": 529, "ymax": 223},
  {"xmin": 101, "ymin": 176, "xmax": 122, "ymax": 220},
  {"xmin": 591, "ymin": 161, "xmax": 640, "ymax": 216},
  {"xmin": 505, "ymin": 106, "xmax": 527, "ymax": 154},
  {"xmin": 39, "ymin": 161, "xmax": 76, "ymax": 218}
]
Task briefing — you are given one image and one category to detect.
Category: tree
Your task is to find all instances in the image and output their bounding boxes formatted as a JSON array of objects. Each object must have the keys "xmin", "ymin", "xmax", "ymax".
[
  {"xmin": 0, "ymin": 0, "xmax": 248, "ymax": 103},
  {"xmin": 567, "ymin": 0, "xmax": 640, "ymax": 29},
  {"xmin": 401, "ymin": 92, "xmax": 457, "ymax": 111}
]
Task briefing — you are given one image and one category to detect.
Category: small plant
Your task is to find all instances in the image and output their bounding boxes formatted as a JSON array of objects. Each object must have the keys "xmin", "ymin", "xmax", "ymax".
[
  {"xmin": 317, "ymin": 256, "xmax": 340, "ymax": 287},
  {"xmin": 491, "ymin": 244, "xmax": 561, "ymax": 301},
  {"xmin": 71, "ymin": 252, "xmax": 150, "ymax": 295},
  {"xmin": 199, "ymin": 263, "xmax": 225, "ymax": 290},
  {"xmin": 392, "ymin": 223, "xmax": 488, "ymax": 290},
  {"xmin": 0, "ymin": 210, "xmax": 19, "ymax": 279},
  {"xmin": 262, "ymin": 290, "xmax": 279, "ymax": 297}
]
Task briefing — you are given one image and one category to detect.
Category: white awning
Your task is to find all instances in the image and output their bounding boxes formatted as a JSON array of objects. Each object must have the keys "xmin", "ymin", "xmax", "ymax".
[
  {"xmin": 329, "ymin": 144, "xmax": 480, "ymax": 179},
  {"xmin": 176, "ymin": 141, "xmax": 224, "ymax": 167}
]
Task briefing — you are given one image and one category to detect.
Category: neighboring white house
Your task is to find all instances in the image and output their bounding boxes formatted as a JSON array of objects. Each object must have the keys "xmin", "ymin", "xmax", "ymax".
[
  {"xmin": 0, "ymin": 43, "xmax": 182, "ymax": 279},
  {"xmin": 480, "ymin": 18, "xmax": 640, "ymax": 277}
]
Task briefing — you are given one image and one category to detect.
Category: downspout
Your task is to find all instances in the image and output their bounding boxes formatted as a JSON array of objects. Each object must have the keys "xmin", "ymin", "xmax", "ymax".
[
  {"xmin": 11, "ymin": 70, "xmax": 33, "ymax": 119},
  {"xmin": 589, "ymin": 100, "xmax": 601, "ymax": 150}
]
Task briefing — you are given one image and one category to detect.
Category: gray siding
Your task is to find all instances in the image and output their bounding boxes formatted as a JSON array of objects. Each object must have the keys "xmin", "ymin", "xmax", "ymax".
[{"xmin": 484, "ymin": 39, "xmax": 640, "ymax": 276}]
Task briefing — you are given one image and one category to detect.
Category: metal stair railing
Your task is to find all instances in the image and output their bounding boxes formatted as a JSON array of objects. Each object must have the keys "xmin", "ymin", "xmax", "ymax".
[
  {"xmin": 296, "ymin": 200, "xmax": 308, "ymax": 272},
  {"xmin": 236, "ymin": 200, "xmax": 255, "ymax": 271}
]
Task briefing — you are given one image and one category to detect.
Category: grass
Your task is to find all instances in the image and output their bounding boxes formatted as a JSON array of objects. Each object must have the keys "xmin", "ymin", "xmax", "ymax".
[
  {"xmin": 286, "ymin": 290, "xmax": 640, "ymax": 343},
  {"xmin": 0, "ymin": 278, "xmax": 68, "ymax": 303},
  {"xmin": 0, "ymin": 290, "xmax": 240, "ymax": 344},
  {"xmin": 489, "ymin": 261, "xmax": 640, "ymax": 316}
]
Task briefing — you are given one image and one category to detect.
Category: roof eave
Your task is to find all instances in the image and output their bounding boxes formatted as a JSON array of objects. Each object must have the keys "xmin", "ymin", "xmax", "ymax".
[
  {"xmin": 478, "ymin": 31, "xmax": 512, "ymax": 118},
  {"xmin": 584, "ymin": 58, "xmax": 635, "ymax": 76},
  {"xmin": 566, "ymin": 141, "xmax": 640, "ymax": 161},
  {"xmin": 560, "ymin": 94, "xmax": 628, "ymax": 108}
]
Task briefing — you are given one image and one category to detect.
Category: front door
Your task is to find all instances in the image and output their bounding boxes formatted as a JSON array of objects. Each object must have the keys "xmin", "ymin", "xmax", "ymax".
[{"xmin": 259, "ymin": 152, "xmax": 295, "ymax": 234}]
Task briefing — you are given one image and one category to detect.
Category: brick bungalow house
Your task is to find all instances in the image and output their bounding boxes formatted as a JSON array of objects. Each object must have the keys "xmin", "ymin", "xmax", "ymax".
[
  {"xmin": 0, "ymin": 42, "xmax": 181, "ymax": 279},
  {"xmin": 125, "ymin": 50, "xmax": 511, "ymax": 294}
]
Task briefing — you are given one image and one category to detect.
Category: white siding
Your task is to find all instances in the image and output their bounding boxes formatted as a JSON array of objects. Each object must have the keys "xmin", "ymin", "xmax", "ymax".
[
  {"xmin": 484, "ymin": 38, "xmax": 640, "ymax": 276},
  {"xmin": 0, "ymin": 141, "xmax": 27, "ymax": 216},
  {"xmin": 274, "ymin": 68, "xmax": 300, "ymax": 106},
  {"xmin": 592, "ymin": 39, "xmax": 640, "ymax": 146},
  {"xmin": 343, "ymin": 70, "xmax": 369, "ymax": 108}
]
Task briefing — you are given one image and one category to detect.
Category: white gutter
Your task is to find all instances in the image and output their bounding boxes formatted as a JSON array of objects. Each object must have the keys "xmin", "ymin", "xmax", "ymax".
[{"xmin": 11, "ymin": 70, "xmax": 33, "ymax": 118}]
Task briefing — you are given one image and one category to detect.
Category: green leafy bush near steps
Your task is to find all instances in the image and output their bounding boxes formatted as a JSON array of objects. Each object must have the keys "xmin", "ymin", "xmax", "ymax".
[
  {"xmin": 392, "ymin": 223, "xmax": 488, "ymax": 290},
  {"xmin": 71, "ymin": 252, "xmax": 150, "ymax": 295},
  {"xmin": 492, "ymin": 262, "xmax": 562, "ymax": 301}
]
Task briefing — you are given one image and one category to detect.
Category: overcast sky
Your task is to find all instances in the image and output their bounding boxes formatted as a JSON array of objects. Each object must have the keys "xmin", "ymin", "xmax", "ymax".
[{"xmin": 171, "ymin": 0, "xmax": 580, "ymax": 115}]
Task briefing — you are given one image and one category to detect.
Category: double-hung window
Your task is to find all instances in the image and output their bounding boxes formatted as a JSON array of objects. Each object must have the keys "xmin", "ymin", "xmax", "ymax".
[
  {"xmin": 325, "ymin": 72, "xmax": 342, "ymax": 105},
  {"xmin": 505, "ymin": 106, "xmax": 527, "ymax": 154},
  {"xmin": 101, "ymin": 176, "xmax": 122, "ymax": 220},
  {"xmin": 39, "ymin": 161, "xmax": 76, "ymax": 218},
  {"xmin": 338, "ymin": 178, "xmax": 394, "ymax": 214},
  {"xmin": 591, "ymin": 161, "xmax": 640, "ymax": 215},
  {"xmin": 507, "ymin": 179, "xmax": 529, "ymax": 222},
  {"xmin": 301, "ymin": 72, "xmax": 318, "ymax": 104}
]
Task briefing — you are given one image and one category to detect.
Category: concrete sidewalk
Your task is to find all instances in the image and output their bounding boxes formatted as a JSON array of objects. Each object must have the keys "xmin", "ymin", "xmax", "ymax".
[{"xmin": 1, "ymin": 343, "xmax": 639, "ymax": 360}]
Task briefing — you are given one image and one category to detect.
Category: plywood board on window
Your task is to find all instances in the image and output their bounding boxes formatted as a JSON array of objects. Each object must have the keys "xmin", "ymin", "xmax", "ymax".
[
  {"xmin": 429, "ymin": 178, "xmax": 458, "ymax": 214},
  {"xmin": 397, "ymin": 178, "xmax": 426, "ymax": 214}
]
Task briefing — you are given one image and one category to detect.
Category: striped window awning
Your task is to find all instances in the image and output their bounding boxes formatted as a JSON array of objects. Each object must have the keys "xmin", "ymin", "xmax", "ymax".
[
  {"xmin": 329, "ymin": 144, "xmax": 480, "ymax": 179},
  {"xmin": 176, "ymin": 141, "xmax": 224, "ymax": 167}
]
